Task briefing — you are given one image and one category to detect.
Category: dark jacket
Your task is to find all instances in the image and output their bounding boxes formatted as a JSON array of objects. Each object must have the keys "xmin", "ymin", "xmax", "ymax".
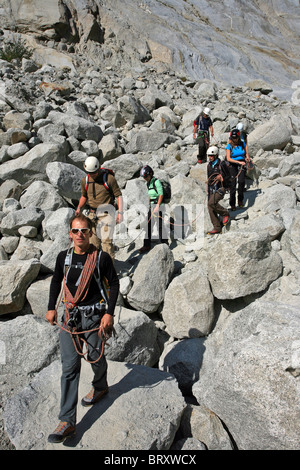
[{"xmin": 207, "ymin": 157, "xmax": 222, "ymax": 195}]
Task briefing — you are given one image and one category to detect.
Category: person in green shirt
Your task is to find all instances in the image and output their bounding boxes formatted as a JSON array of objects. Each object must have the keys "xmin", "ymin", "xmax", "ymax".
[{"xmin": 139, "ymin": 165, "xmax": 169, "ymax": 253}]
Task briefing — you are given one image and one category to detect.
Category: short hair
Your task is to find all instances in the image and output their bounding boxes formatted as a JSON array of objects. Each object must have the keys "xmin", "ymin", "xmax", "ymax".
[{"xmin": 69, "ymin": 213, "xmax": 93, "ymax": 231}]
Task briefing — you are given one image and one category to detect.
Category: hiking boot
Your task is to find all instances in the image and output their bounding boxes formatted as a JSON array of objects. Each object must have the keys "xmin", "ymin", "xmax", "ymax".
[
  {"xmin": 222, "ymin": 215, "xmax": 230, "ymax": 226},
  {"xmin": 48, "ymin": 421, "xmax": 75, "ymax": 444},
  {"xmin": 81, "ymin": 387, "xmax": 108, "ymax": 407},
  {"xmin": 139, "ymin": 246, "xmax": 150, "ymax": 253},
  {"xmin": 238, "ymin": 202, "xmax": 244, "ymax": 207},
  {"xmin": 207, "ymin": 229, "xmax": 221, "ymax": 235}
]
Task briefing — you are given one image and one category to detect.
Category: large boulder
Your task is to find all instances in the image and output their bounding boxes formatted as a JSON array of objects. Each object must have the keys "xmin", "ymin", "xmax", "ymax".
[
  {"xmin": 161, "ymin": 267, "xmax": 214, "ymax": 338},
  {"xmin": 46, "ymin": 162, "xmax": 85, "ymax": 200},
  {"xmin": 0, "ymin": 315, "xmax": 60, "ymax": 399},
  {"xmin": 3, "ymin": 359, "xmax": 186, "ymax": 450},
  {"xmin": 19, "ymin": 181, "xmax": 68, "ymax": 211},
  {"xmin": 248, "ymin": 113, "xmax": 293, "ymax": 153},
  {"xmin": 117, "ymin": 95, "xmax": 151, "ymax": 126},
  {"xmin": 207, "ymin": 232, "xmax": 282, "ymax": 300},
  {"xmin": 193, "ymin": 300, "xmax": 300, "ymax": 450},
  {"xmin": 253, "ymin": 183, "xmax": 297, "ymax": 214},
  {"xmin": 125, "ymin": 130, "xmax": 170, "ymax": 154},
  {"xmin": 127, "ymin": 244, "xmax": 174, "ymax": 313},
  {"xmin": 0, "ymin": 207, "xmax": 45, "ymax": 236},
  {"xmin": 105, "ymin": 306, "xmax": 160, "ymax": 366},
  {"xmin": 0, "ymin": 143, "xmax": 68, "ymax": 185},
  {"xmin": 0, "ymin": 259, "xmax": 41, "ymax": 315}
]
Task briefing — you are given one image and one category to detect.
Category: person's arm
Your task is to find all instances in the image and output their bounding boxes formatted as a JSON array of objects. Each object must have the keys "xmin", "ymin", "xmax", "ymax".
[
  {"xmin": 116, "ymin": 195, "xmax": 123, "ymax": 224},
  {"xmin": 154, "ymin": 194, "xmax": 164, "ymax": 213},
  {"xmin": 75, "ymin": 195, "xmax": 87, "ymax": 215},
  {"xmin": 46, "ymin": 252, "xmax": 65, "ymax": 325},
  {"xmin": 209, "ymin": 124, "xmax": 214, "ymax": 138},
  {"xmin": 245, "ymin": 142, "xmax": 250, "ymax": 161},
  {"xmin": 99, "ymin": 252, "xmax": 120, "ymax": 334},
  {"xmin": 193, "ymin": 119, "xmax": 198, "ymax": 139},
  {"xmin": 75, "ymin": 178, "xmax": 88, "ymax": 215},
  {"xmin": 152, "ymin": 179, "xmax": 164, "ymax": 213}
]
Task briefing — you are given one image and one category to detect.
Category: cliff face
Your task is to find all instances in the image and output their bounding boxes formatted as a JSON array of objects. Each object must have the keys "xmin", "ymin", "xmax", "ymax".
[{"xmin": 0, "ymin": 0, "xmax": 299, "ymax": 97}]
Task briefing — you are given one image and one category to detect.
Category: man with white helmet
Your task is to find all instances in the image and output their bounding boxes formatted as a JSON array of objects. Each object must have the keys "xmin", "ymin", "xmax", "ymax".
[
  {"xmin": 75, "ymin": 156, "xmax": 123, "ymax": 258},
  {"xmin": 206, "ymin": 145, "xmax": 230, "ymax": 235},
  {"xmin": 193, "ymin": 107, "xmax": 214, "ymax": 164}
]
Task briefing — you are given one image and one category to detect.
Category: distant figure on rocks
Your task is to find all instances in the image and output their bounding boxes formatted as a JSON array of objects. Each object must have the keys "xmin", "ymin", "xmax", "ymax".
[
  {"xmin": 193, "ymin": 107, "xmax": 214, "ymax": 164},
  {"xmin": 139, "ymin": 165, "xmax": 169, "ymax": 253},
  {"xmin": 45, "ymin": 213, "xmax": 119, "ymax": 444},
  {"xmin": 226, "ymin": 128, "xmax": 249, "ymax": 211},
  {"xmin": 75, "ymin": 156, "xmax": 123, "ymax": 260},
  {"xmin": 236, "ymin": 122, "xmax": 249, "ymax": 155},
  {"xmin": 206, "ymin": 146, "xmax": 230, "ymax": 235}
]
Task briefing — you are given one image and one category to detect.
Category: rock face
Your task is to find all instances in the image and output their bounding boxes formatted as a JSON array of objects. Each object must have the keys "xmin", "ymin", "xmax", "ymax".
[
  {"xmin": 0, "ymin": 0, "xmax": 300, "ymax": 452},
  {"xmin": 0, "ymin": 1, "xmax": 299, "ymax": 97}
]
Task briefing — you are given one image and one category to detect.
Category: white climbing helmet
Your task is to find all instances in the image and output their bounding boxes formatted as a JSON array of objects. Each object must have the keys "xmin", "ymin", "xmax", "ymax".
[
  {"xmin": 207, "ymin": 145, "xmax": 219, "ymax": 156},
  {"xmin": 84, "ymin": 156, "xmax": 100, "ymax": 173},
  {"xmin": 203, "ymin": 107, "xmax": 210, "ymax": 115},
  {"xmin": 237, "ymin": 122, "xmax": 244, "ymax": 131}
]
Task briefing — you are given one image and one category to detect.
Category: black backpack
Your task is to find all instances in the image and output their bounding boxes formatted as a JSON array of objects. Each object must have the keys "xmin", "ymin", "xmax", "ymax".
[{"xmin": 152, "ymin": 178, "xmax": 171, "ymax": 204}]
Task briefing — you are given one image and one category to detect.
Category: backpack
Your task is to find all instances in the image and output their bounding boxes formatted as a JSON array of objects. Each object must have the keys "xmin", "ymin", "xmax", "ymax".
[
  {"xmin": 85, "ymin": 168, "xmax": 115, "ymax": 203},
  {"xmin": 153, "ymin": 178, "xmax": 171, "ymax": 204},
  {"xmin": 219, "ymin": 160, "xmax": 231, "ymax": 189}
]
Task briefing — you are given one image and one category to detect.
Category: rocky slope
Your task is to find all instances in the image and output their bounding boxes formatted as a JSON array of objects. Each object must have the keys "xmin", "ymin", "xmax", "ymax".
[
  {"xmin": 1, "ymin": 0, "xmax": 299, "ymax": 99},
  {"xmin": 0, "ymin": 0, "xmax": 299, "ymax": 451}
]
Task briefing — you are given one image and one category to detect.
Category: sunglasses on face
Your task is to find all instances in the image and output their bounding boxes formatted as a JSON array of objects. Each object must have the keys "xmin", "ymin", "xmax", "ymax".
[{"xmin": 70, "ymin": 228, "xmax": 90, "ymax": 235}]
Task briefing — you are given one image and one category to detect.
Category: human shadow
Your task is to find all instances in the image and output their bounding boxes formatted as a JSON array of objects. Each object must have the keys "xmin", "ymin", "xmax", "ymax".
[
  {"xmin": 63, "ymin": 362, "xmax": 175, "ymax": 447},
  {"xmin": 159, "ymin": 336, "xmax": 206, "ymax": 398}
]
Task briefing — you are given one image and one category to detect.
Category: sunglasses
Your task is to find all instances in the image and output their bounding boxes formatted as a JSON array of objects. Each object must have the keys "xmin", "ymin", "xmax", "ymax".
[{"xmin": 70, "ymin": 228, "xmax": 90, "ymax": 235}]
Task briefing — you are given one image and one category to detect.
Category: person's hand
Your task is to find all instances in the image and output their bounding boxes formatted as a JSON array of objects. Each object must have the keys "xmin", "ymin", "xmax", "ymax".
[
  {"xmin": 75, "ymin": 208, "xmax": 81, "ymax": 216},
  {"xmin": 46, "ymin": 310, "xmax": 57, "ymax": 325},
  {"xmin": 116, "ymin": 212, "xmax": 123, "ymax": 224},
  {"xmin": 99, "ymin": 313, "xmax": 114, "ymax": 338}
]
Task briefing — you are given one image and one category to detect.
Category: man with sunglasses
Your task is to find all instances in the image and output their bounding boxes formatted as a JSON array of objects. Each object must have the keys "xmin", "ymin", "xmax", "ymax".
[{"xmin": 46, "ymin": 213, "xmax": 119, "ymax": 444}]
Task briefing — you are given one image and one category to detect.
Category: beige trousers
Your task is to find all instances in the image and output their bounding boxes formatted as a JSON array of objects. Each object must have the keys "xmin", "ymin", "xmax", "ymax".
[{"xmin": 87, "ymin": 211, "xmax": 115, "ymax": 259}]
